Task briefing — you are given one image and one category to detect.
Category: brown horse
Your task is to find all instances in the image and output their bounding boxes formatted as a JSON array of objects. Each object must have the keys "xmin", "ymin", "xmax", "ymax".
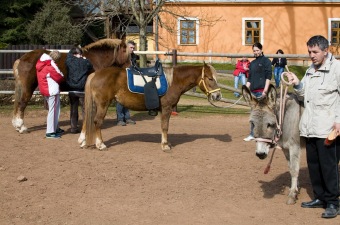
[
  {"xmin": 12, "ymin": 39, "xmax": 130, "ymax": 133},
  {"xmin": 78, "ymin": 63, "xmax": 222, "ymax": 151}
]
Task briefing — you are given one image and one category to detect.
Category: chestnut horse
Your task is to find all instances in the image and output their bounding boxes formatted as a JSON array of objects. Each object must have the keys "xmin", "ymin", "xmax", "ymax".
[
  {"xmin": 78, "ymin": 63, "xmax": 222, "ymax": 151},
  {"xmin": 12, "ymin": 39, "xmax": 130, "ymax": 133}
]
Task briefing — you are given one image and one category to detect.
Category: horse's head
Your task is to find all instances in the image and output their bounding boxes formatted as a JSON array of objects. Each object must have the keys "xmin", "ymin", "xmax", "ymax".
[
  {"xmin": 242, "ymin": 84, "xmax": 278, "ymax": 159},
  {"xmin": 198, "ymin": 62, "xmax": 222, "ymax": 101},
  {"xmin": 82, "ymin": 38, "xmax": 130, "ymax": 70},
  {"xmin": 113, "ymin": 39, "xmax": 131, "ymax": 68}
]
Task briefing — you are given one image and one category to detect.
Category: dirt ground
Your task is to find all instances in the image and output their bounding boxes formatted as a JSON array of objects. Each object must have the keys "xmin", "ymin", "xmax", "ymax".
[{"xmin": 0, "ymin": 109, "xmax": 339, "ymax": 225}]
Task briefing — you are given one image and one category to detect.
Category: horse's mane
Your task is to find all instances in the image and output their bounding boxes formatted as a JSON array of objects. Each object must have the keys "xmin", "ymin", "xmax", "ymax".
[{"xmin": 83, "ymin": 39, "xmax": 122, "ymax": 51}]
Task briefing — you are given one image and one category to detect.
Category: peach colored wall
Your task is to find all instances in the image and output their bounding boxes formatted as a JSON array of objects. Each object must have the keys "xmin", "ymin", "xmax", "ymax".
[{"xmin": 157, "ymin": 3, "xmax": 340, "ymax": 62}]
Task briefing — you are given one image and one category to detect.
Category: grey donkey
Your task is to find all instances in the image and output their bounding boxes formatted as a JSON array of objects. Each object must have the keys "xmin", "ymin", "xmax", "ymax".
[{"xmin": 242, "ymin": 84, "xmax": 305, "ymax": 204}]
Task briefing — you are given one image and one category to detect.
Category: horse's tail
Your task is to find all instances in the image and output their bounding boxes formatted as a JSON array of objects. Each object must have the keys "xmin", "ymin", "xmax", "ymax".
[
  {"xmin": 84, "ymin": 73, "xmax": 96, "ymax": 146},
  {"xmin": 12, "ymin": 59, "xmax": 22, "ymax": 117}
]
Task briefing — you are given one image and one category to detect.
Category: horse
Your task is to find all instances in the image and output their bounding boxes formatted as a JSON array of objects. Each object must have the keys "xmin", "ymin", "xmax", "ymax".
[
  {"xmin": 12, "ymin": 38, "xmax": 130, "ymax": 133},
  {"xmin": 78, "ymin": 62, "xmax": 222, "ymax": 151},
  {"xmin": 242, "ymin": 84, "xmax": 304, "ymax": 204}
]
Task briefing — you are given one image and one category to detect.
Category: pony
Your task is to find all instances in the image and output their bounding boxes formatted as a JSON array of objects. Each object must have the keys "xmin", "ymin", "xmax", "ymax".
[
  {"xmin": 242, "ymin": 84, "xmax": 304, "ymax": 204},
  {"xmin": 12, "ymin": 39, "xmax": 130, "ymax": 134},
  {"xmin": 78, "ymin": 63, "xmax": 222, "ymax": 151}
]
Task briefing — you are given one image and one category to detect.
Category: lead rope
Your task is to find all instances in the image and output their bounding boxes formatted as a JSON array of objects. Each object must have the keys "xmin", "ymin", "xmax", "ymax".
[{"xmin": 264, "ymin": 66, "xmax": 292, "ymax": 174}]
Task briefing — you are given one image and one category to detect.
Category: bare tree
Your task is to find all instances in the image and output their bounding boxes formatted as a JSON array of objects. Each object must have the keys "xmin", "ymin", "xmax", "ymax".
[{"xmin": 64, "ymin": 0, "xmax": 222, "ymax": 66}]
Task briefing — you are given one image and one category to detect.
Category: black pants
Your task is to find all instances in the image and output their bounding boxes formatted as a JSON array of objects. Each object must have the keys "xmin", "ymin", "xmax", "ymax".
[
  {"xmin": 69, "ymin": 92, "xmax": 84, "ymax": 131},
  {"xmin": 305, "ymin": 137, "xmax": 340, "ymax": 206}
]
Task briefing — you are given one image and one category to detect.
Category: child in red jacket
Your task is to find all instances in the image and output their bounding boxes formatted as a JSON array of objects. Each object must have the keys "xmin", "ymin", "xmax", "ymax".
[
  {"xmin": 232, "ymin": 57, "xmax": 250, "ymax": 97},
  {"xmin": 36, "ymin": 51, "xmax": 64, "ymax": 138}
]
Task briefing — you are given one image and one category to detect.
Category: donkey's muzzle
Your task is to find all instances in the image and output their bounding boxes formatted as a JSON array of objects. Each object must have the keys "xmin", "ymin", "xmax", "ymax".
[{"xmin": 256, "ymin": 152, "xmax": 267, "ymax": 160}]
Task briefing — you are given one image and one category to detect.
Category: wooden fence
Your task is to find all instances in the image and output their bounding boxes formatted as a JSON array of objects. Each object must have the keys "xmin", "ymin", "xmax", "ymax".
[{"xmin": 0, "ymin": 45, "xmax": 74, "ymax": 79}]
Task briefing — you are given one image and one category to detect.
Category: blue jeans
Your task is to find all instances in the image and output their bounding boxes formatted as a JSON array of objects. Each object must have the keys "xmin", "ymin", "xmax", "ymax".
[
  {"xmin": 249, "ymin": 91, "xmax": 263, "ymax": 136},
  {"xmin": 116, "ymin": 102, "xmax": 131, "ymax": 122},
  {"xmin": 274, "ymin": 67, "xmax": 284, "ymax": 88},
  {"xmin": 234, "ymin": 73, "xmax": 246, "ymax": 96}
]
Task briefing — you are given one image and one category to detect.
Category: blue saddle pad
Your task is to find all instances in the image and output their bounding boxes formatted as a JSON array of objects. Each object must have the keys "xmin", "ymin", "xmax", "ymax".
[{"xmin": 126, "ymin": 68, "xmax": 168, "ymax": 96}]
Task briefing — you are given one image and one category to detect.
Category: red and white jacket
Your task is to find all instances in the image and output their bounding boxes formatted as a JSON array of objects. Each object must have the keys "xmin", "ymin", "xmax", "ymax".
[{"xmin": 36, "ymin": 53, "xmax": 64, "ymax": 96}]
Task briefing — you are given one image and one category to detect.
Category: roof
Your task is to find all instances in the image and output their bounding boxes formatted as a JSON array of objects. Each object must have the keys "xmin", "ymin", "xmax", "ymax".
[{"xmin": 170, "ymin": 0, "xmax": 340, "ymax": 3}]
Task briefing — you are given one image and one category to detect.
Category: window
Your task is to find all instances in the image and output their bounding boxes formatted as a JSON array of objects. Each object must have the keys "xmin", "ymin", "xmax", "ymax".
[
  {"xmin": 242, "ymin": 18, "xmax": 263, "ymax": 46},
  {"xmin": 178, "ymin": 18, "xmax": 199, "ymax": 45},
  {"xmin": 329, "ymin": 19, "xmax": 340, "ymax": 46}
]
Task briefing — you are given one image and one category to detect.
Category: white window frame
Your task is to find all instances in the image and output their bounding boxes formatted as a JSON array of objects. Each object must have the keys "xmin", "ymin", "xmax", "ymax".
[
  {"xmin": 328, "ymin": 18, "xmax": 340, "ymax": 45},
  {"xmin": 177, "ymin": 17, "xmax": 199, "ymax": 45},
  {"xmin": 242, "ymin": 18, "xmax": 264, "ymax": 46}
]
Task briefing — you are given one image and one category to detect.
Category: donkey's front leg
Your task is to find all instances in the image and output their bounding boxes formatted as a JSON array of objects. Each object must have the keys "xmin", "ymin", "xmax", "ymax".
[{"xmin": 286, "ymin": 146, "xmax": 301, "ymax": 205}]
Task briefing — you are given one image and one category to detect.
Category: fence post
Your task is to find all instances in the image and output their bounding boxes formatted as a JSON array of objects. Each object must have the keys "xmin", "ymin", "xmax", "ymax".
[{"xmin": 172, "ymin": 49, "xmax": 177, "ymax": 66}]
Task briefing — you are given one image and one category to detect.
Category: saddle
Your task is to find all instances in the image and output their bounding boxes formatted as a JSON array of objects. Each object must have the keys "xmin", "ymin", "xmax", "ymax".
[
  {"xmin": 128, "ymin": 60, "xmax": 165, "ymax": 110},
  {"xmin": 129, "ymin": 59, "xmax": 163, "ymax": 77}
]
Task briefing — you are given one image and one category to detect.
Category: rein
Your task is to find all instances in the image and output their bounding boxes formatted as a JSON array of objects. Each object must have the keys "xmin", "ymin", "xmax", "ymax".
[
  {"xmin": 198, "ymin": 66, "xmax": 220, "ymax": 96},
  {"xmin": 261, "ymin": 68, "xmax": 293, "ymax": 174}
]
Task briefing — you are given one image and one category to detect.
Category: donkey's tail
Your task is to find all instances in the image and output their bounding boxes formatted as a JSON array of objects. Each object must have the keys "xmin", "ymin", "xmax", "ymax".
[{"xmin": 84, "ymin": 73, "xmax": 97, "ymax": 146}]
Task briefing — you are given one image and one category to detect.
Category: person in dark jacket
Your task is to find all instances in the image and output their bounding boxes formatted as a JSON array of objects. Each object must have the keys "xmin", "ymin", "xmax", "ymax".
[
  {"xmin": 244, "ymin": 42, "xmax": 272, "ymax": 141},
  {"xmin": 271, "ymin": 49, "xmax": 287, "ymax": 88},
  {"xmin": 116, "ymin": 40, "xmax": 137, "ymax": 125},
  {"xmin": 65, "ymin": 47, "xmax": 93, "ymax": 133}
]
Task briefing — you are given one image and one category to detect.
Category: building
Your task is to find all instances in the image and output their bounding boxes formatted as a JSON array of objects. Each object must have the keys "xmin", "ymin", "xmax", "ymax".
[{"xmin": 156, "ymin": 0, "xmax": 340, "ymax": 64}]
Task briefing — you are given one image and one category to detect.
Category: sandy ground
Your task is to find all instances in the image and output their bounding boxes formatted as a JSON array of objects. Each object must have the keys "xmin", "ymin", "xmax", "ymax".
[{"xmin": 0, "ymin": 109, "xmax": 339, "ymax": 225}]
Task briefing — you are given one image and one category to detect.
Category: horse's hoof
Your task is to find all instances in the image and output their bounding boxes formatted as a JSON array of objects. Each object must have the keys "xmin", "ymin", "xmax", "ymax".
[
  {"xmin": 162, "ymin": 144, "xmax": 172, "ymax": 153},
  {"xmin": 80, "ymin": 141, "xmax": 87, "ymax": 149},
  {"xmin": 19, "ymin": 127, "xmax": 28, "ymax": 134},
  {"xmin": 286, "ymin": 197, "xmax": 297, "ymax": 205},
  {"xmin": 97, "ymin": 143, "xmax": 107, "ymax": 151}
]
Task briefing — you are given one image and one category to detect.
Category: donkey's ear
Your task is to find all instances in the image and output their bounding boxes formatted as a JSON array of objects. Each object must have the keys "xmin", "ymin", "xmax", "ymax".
[
  {"xmin": 266, "ymin": 84, "xmax": 277, "ymax": 109},
  {"xmin": 242, "ymin": 85, "xmax": 257, "ymax": 108}
]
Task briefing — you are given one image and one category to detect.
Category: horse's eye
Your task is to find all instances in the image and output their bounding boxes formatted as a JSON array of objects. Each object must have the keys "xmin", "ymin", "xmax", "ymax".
[
  {"xmin": 208, "ymin": 77, "xmax": 213, "ymax": 81},
  {"xmin": 267, "ymin": 123, "xmax": 274, "ymax": 129}
]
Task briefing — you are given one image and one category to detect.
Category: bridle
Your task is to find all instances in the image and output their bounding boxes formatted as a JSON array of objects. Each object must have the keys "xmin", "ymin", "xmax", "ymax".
[
  {"xmin": 255, "ymin": 71, "xmax": 293, "ymax": 145},
  {"xmin": 198, "ymin": 65, "xmax": 221, "ymax": 96}
]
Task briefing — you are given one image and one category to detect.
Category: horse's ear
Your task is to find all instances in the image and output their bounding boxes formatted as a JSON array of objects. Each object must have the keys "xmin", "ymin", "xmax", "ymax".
[
  {"xmin": 242, "ymin": 85, "xmax": 257, "ymax": 108},
  {"xmin": 266, "ymin": 84, "xmax": 277, "ymax": 109}
]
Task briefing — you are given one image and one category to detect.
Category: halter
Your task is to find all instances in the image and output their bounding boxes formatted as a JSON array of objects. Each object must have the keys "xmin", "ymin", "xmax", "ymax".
[{"xmin": 198, "ymin": 66, "xmax": 221, "ymax": 96}]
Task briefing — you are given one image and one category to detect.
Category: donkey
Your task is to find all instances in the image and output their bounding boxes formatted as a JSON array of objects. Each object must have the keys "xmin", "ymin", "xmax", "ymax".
[{"xmin": 242, "ymin": 84, "xmax": 305, "ymax": 204}]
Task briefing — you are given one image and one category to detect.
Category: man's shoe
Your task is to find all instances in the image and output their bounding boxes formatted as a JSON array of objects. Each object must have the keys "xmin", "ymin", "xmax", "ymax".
[
  {"xmin": 321, "ymin": 204, "xmax": 339, "ymax": 218},
  {"xmin": 301, "ymin": 199, "xmax": 326, "ymax": 208},
  {"xmin": 56, "ymin": 128, "xmax": 64, "ymax": 134},
  {"xmin": 46, "ymin": 133, "xmax": 61, "ymax": 139},
  {"xmin": 70, "ymin": 128, "xmax": 80, "ymax": 134},
  {"xmin": 149, "ymin": 110, "xmax": 158, "ymax": 116},
  {"xmin": 117, "ymin": 121, "xmax": 126, "ymax": 126},
  {"xmin": 126, "ymin": 119, "xmax": 136, "ymax": 125},
  {"xmin": 243, "ymin": 135, "xmax": 255, "ymax": 142}
]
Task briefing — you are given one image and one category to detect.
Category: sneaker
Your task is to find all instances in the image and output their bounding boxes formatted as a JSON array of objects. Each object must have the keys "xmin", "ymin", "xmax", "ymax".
[
  {"xmin": 243, "ymin": 135, "xmax": 255, "ymax": 142},
  {"xmin": 56, "ymin": 128, "xmax": 64, "ymax": 134},
  {"xmin": 126, "ymin": 119, "xmax": 136, "ymax": 125},
  {"xmin": 117, "ymin": 121, "xmax": 126, "ymax": 126},
  {"xmin": 46, "ymin": 133, "xmax": 61, "ymax": 139},
  {"xmin": 171, "ymin": 111, "xmax": 178, "ymax": 116}
]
